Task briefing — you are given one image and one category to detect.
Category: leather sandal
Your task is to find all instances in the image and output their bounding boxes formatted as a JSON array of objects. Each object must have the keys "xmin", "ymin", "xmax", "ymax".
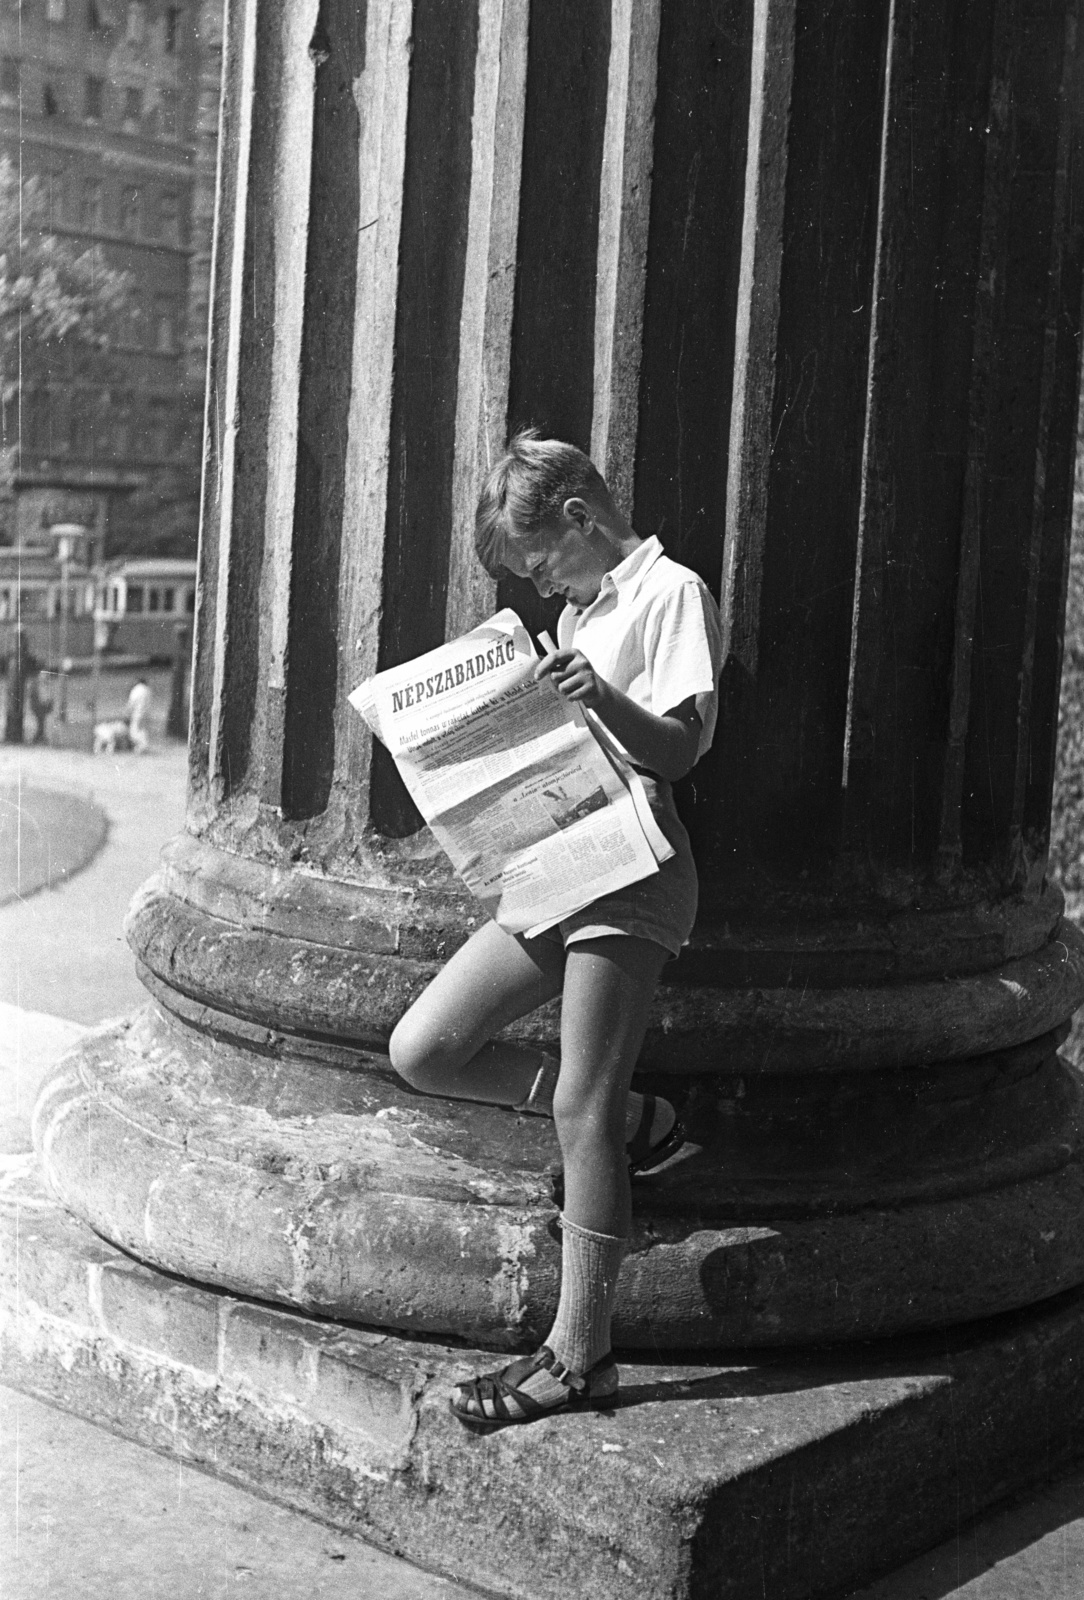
[
  {"xmin": 550, "ymin": 1093, "xmax": 687, "ymax": 1207},
  {"xmin": 450, "ymin": 1345, "xmax": 619, "ymax": 1432}
]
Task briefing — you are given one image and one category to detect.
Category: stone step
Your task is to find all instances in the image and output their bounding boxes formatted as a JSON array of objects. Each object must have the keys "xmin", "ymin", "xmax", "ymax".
[{"xmin": 6, "ymin": 1156, "xmax": 1084, "ymax": 1599}]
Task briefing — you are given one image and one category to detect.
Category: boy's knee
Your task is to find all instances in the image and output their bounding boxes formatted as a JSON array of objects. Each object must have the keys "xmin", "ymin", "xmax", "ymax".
[
  {"xmin": 388, "ymin": 1012, "xmax": 432, "ymax": 1088},
  {"xmin": 552, "ymin": 1081, "xmax": 622, "ymax": 1150},
  {"xmin": 388, "ymin": 1009, "xmax": 457, "ymax": 1092}
]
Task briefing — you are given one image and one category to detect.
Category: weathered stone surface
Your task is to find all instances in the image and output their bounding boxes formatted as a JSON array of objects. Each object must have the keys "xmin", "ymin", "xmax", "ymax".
[
  {"xmin": 128, "ymin": 837, "xmax": 1084, "ymax": 1074},
  {"xmin": 32, "ymin": 996, "xmax": 1084, "ymax": 1346},
  {"xmin": 8, "ymin": 1156, "xmax": 1084, "ymax": 1600}
]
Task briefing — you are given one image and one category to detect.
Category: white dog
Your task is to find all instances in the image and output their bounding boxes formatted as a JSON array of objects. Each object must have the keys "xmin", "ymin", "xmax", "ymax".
[{"xmin": 93, "ymin": 719, "xmax": 135, "ymax": 754}]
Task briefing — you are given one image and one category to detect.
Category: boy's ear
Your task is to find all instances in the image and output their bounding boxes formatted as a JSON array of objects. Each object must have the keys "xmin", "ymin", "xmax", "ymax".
[{"xmin": 562, "ymin": 496, "xmax": 592, "ymax": 529}]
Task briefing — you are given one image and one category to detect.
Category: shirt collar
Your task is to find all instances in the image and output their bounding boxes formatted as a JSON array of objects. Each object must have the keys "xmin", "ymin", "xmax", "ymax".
[{"xmin": 596, "ymin": 535, "xmax": 664, "ymax": 603}]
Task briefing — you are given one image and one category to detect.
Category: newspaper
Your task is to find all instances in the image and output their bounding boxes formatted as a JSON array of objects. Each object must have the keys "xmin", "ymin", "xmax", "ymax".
[{"xmin": 349, "ymin": 609, "xmax": 672, "ymax": 936}]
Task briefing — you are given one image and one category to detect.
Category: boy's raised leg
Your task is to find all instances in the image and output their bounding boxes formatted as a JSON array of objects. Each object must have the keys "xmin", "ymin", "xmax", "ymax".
[{"xmin": 389, "ymin": 919, "xmax": 565, "ymax": 1105}]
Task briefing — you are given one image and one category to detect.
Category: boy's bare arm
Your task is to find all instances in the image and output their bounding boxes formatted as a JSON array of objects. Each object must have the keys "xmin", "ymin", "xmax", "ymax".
[{"xmin": 535, "ymin": 649, "xmax": 701, "ymax": 781}]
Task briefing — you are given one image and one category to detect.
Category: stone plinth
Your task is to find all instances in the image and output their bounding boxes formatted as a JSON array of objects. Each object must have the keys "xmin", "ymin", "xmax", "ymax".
[
  {"xmin": 10, "ymin": 1143, "xmax": 1084, "ymax": 1600},
  {"xmin": 33, "ymin": 0, "xmax": 1084, "ymax": 1354}
]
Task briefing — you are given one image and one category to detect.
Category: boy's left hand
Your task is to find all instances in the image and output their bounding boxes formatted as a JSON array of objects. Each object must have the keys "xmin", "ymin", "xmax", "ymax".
[{"xmin": 535, "ymin": 648, "xmax": 606, "ymax": 710}]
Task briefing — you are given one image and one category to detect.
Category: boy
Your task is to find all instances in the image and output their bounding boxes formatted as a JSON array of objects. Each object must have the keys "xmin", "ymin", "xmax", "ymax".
[{"xmin": 389, "ymin": 432, "xmax": 723, "ymax": 1426}]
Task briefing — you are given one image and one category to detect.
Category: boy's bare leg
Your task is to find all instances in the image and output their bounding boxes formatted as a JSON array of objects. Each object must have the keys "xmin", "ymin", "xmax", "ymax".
[
  {"xmin": 390, "ymin": 919, "xmax": 675, "ymax": 1145},
  {"xmin": 389, "ymin": 919, "xmax": 565, "ymax": 1104},
  {"xmin": 554, "ymin": 936, "xmax": 669, "ymax": 1236},
  {"xmin": 454, "ymin": 935, "xmax": 667, "ymax": 1421}
]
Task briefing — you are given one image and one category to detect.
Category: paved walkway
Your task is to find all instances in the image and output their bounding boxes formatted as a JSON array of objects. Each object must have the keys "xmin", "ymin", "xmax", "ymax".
[
  {"xmin": 0, "ymin": 1386, "xmax": 473, "ymax": 1600},
  {"xmin": 2, "ymin": 735, "xmax": 1084, "ymax": 1599}
]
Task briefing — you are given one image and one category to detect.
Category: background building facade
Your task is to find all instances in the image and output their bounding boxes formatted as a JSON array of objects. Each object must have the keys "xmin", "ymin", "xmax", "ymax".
[{"xmin": 0, "ymin": 0, "xmax": 214, "ymax": 557}]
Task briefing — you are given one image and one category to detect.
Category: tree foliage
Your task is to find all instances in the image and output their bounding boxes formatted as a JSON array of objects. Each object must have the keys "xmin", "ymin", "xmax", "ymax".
[{"xmin": 0, "ymin": 154, "xmax": 133, "ymax": 464}]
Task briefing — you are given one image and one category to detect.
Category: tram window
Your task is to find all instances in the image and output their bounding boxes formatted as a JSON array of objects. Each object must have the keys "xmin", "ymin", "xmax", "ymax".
[{"xmin": 127, "ymin": 586, "xmax": 144, "ymax": 614}]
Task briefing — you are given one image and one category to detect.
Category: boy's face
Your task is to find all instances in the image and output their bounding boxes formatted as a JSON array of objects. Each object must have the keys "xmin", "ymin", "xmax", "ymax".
[{"xmin": 502, "ymin": 507, "xmax": 606, "ymax": 609}]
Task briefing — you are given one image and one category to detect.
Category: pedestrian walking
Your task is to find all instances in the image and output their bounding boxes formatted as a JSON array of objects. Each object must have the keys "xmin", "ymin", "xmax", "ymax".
[{"xmin": 126, "ymin": 676, "xmax": 153, "ymax": 754}]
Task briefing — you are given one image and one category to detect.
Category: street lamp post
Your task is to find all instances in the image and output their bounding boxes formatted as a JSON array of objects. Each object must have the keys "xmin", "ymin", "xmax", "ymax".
[{"xmin": 50, "ymin": 523, "xmax": 86, "ymax": 726}]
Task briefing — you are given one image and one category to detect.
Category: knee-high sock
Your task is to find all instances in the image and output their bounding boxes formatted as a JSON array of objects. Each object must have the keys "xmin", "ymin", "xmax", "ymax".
[{"xmin": 546, "ymin": 1214, "xmax": 627, "ymax": 1374}]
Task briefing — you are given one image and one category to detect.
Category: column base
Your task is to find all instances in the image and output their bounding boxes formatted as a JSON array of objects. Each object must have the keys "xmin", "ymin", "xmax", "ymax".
[
  {"xmin": 8, "ymin": 1152, "xmax": 1084, "ymax": 1600},
  {"xmin": 33, "ymin": 975, "xmax": 1084, "ymax": 1347}
]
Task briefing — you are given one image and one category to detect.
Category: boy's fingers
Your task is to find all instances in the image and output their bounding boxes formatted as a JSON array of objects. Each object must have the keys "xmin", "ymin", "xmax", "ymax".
[{"xmin": 535, "ymin": 648, "xmax": 578, "ymax": 679}]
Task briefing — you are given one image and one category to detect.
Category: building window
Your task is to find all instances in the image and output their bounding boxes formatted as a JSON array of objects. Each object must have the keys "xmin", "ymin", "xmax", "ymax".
[
  {"xmin": 112, "ymin": 406, "xmax": 129, "ymax": 454},
  {"xmin": 143, "ymin": 189, "xmax": 161, "ymax": 239},
  {"xmin": 123, "ymin": 85, "xmax": 142, "ymax": 128},
  {"xmin": 126, "ymin": 2, "xmax": 145, "ymax": 43},
  {"xmin": 144, "ymin": 403, "xmax": 169, "ymax": 459},
  {"xmin": 127, "ymin": 585, "xmax": 144, "ymax": 614},
  {"xmin": 79, "ymin": 178, "xmax": 101, "ymax": 230},
  {"xmin": 70, "ymin": 395, "xmax": 92, "ymax": 457},
  {"xmin": 154, "ymin": 300, "xmax": 175, "ymax": 352},
  {"xmin": 119, "ymin": 185, "xmax": 141, "ymax": 236},
  {"xmin": 84, "ymin": 75, "xmax": 103, "ymax": 121},
  {"xmin": 158, "ymin": 86, "xmax": 178, "ymax": 138},
  {"xmin": 42, "ymin": 82, "xmax": 60, "ymax": 117},
  {"xmin": 159, "ymin": 189, "xmax": 180, "ymax": 242},
  {"xmin": 0, "ymin": 58, "xmax": 20, "ymax": 107},
  {"xmin": 164, "ymin": 6, "xmax": 180, "ymax": 52},
  {"xmin": 47, "ymin": 0, "xmax": 67, "ymax": 21},
  {"xmin": 122, "ymin": 294, "xmax": 144, "ymax": 347}
]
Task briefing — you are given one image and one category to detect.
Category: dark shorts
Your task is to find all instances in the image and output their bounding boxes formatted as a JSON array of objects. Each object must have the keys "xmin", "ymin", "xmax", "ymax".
[{"xmin": 536, "ymin": 776, "xmax": 698, "ymax": 958}]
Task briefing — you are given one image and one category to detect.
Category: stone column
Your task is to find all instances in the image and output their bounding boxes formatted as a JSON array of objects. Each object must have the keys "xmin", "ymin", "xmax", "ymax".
[{"xmin": 35, "ymin": 0, "xmax": 1084, "ymax": 1350}]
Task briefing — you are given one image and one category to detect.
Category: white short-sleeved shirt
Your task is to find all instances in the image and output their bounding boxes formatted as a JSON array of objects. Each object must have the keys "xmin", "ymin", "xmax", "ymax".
[{"xmin": 556, "ymin": 535, "xmax": 723, "ymax": 766}]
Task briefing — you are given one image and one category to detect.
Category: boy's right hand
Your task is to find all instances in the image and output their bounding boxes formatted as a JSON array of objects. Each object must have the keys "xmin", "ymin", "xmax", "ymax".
[{"xmin": 535, "ymin": 648, "xmax": 606, "ymax": 711}]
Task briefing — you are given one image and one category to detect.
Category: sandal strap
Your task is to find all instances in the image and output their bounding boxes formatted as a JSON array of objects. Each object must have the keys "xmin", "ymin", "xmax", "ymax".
[
  {"xmin": 456, "ymin": 1365, "xmax": 548, "ymax": 1423},
  {"xmin": 533, "ymin": 1345, "xmax": 587, "ymax": 1393},
  {"xmin": 452, "ymin": 1346, "xmax": 618, "ymax": 1425},
  {"xmin": 629, "ymin": 1116, "xmax": 687, "ymax": 1176}
]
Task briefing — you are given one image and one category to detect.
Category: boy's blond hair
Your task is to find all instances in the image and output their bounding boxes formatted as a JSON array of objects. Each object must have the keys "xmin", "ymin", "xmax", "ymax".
[{"xmin": 474, "ymin": 430, "xmax": 612, "ymax": 578}]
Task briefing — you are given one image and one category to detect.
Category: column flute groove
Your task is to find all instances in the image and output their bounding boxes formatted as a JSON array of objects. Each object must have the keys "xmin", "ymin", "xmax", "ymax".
[
  {"xmin": 721, "ymin": 0, "xmax": 796, "ymax": 676},
  {"xmin": 251, "ymin": 0, "xmax": 321, "ymax": 809},
  {"xmin": 590, "ymin": 0, "xmax": 660, "ymax": 519},
  {"xmin": 445, "ymin": 0, "xmax": 529, "ymax": 643},
  {"xmin": 205, "ymin": 0, "xmax": 258, "ymax": 807},
  {"xmin": 331, "ymin": 0, "xmax": 414, "ymax": 836}
]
